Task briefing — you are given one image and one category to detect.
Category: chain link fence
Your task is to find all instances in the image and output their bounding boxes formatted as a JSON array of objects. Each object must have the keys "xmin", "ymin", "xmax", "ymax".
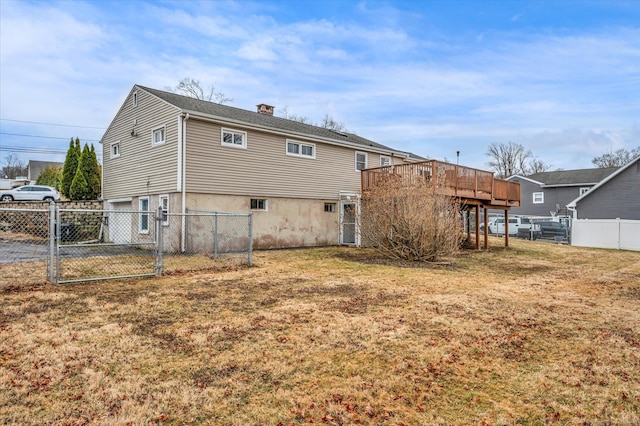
[
  {"xmin": 160, "ymin": 209, "xmax": 253, "ymax": 274},
  {"xmin": 0, "ymin": 207, "xmax": 53, "ymax": 288},
  {"xmin": 0, "ymin": 206, "xmax": 252, "ymax": 286}
]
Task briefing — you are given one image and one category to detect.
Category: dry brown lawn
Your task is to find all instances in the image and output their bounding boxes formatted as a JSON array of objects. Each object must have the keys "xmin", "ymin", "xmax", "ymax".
[{"xmin": 1, "ymin": 238, "xmax": 639, "ymax": 425}]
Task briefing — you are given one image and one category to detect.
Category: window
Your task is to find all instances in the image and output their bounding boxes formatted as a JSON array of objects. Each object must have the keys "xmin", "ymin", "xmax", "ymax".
[
  {"xmin": 355, "ymin": 152, "xmax": 368, "ymax": 171},
  {"xmin": 139, "ymin": 197, "xmax": 149, "ymax": 233},
  {"xmin": 380, "ymin": 155, "xmax": 391, "ymax": 167},
  {"xmin": 579, "ymin": 187, "xmax": 590, "ymax": 196},
  {"xmin": 110, "ymin": 141, "xmax": 120, "ymax": 159},
  {"xmin": 324, "ymin": 203, "xmax": 336, "ymax": 212},
  {"xmin": 152, "ymin": 125, "xmax": 166, "ymax": 146},
  {"xmin": 286, "ymin": 140, "xmax": 316, "ymax": 159},
  {"xmin": 533, "ymin": 192, "xmax": 544, "ymax": 204},
  {"xmin": 159, "ymin": 195, "xmax": 169, "ymax": 226},
  {"xmin": 250, "ymin": 198, "xmax": 267, "ymax": 211},
  {"xmin": 221, "ymin": 128, "xmax": 247, "ymax": 149},
  {"xmin": 132, "ymin": 91, "xmax": 138, "ymax": 107}
]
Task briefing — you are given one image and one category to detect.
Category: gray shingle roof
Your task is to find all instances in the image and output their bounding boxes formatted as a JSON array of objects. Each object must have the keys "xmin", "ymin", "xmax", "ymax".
[
  {"xmin": 527, "ymin": 167, "xmax": 619, "ymax": 186},
  {"xmin": 139, "ymin": 85, "xmax": 424, "ymax": 160}
]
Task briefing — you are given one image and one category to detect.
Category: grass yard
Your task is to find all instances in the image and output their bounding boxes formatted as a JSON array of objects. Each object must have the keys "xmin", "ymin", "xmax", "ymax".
[{"xmin": 1, "ymin": 238, "xmax": 639, "ymax": 425}]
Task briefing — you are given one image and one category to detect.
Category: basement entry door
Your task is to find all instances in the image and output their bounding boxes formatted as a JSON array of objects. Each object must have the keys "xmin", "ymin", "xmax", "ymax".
[{"xmin": 340, "ymin": 201, "xmax": 357, "ymax": 245}]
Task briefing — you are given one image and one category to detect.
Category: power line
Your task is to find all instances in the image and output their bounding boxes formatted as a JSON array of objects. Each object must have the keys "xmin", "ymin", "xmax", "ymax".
[
  {"xmin": 0, "ymin": 132, "xmax": 101, "ymax": 143},
  {"xmin": 0, "ymin": 118, "xmax": 106, "ymax": 130}
]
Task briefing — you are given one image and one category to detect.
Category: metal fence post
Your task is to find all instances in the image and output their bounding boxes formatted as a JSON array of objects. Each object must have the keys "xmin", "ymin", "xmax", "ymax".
[
  {"xmin": 55, "ymin": 206, "xmax": 61, "ymax": 284},
  {"xmin": 48, "ymin": 201, "xmax": 56, "ymax": 283},
  {"xmin": 214, "ymin": 212, "xmax": 218, "ymax": 258},
  {"xmin": 248, "ymin": 212, "xmax": 253, "ymax": 266},
  {"xmin": 156, "ymin": 206, "xmax": 164, "ymax": 276}
]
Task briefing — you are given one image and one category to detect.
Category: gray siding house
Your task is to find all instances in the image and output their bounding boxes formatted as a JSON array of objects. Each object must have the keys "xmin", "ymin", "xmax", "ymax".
[
  {"xmin": 101, "ymin": 85, "xmax": 421, "ymax": 249},
  {"xmin": 506, "ymin": 167, "xmax": 618, "ymax": 217},
  {"xmin": 567, "ymin": 157, "xmax": 640, "ymax": 220}
]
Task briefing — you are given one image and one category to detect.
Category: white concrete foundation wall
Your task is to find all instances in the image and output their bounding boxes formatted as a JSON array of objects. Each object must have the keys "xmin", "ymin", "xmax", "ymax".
[{"xmin": 187, "ymin": 193, "xmax": 341, "ymax": 249}]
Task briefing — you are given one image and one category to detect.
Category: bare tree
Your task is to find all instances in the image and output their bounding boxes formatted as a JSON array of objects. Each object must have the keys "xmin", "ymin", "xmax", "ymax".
[
  {"xmin": 277, "ymin": 106, "xmax": 311, "ymax": 124},
  {"xmin": 528, "ymin": 158, "xmax": 552, "ymax": 174},
  {"xmin": 320, "ymin": 114, "xmax": 346, "ymax": 132},
  {"xmin": 360, "ymin": 171, "xmax": 462, "ymax": 262},
  {"xmin": 486, "ymin": 142, "xmax": 551, "ymax": 178},
  {"xmin": 1, "ymin": 154, "xmax": 28, "ymax": 179},
  {"xmin": 592, "ymin": 147, "xmax": 640, "ymax": 168},
  {"xmin": 171, "ymin": 77, "xmax": 232, "ymax": 104}
]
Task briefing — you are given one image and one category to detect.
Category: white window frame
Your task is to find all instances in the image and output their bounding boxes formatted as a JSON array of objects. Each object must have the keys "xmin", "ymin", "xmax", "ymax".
[
  {"xmin": 286, "ymin": 139, "xmax": 316, "ymax": 159},
  {"xmin": 151, "ymin": 125, "xmax": 166, "ymax": 147},
  {"xmin": 250, "ymin": 198, "xmax": 267, "ymax": 211},
  {"xmin": 380, "ymin": 155, "xmax": 391, "ymax": 167},
  {"xmin": 139, "ymin": 197, "xmax": 150, "ymax": 234},
  {"xmin": 132, "ymin": 91, "xmax": 138, "ymax": 107},
  {"xmin": 110, "ymin": 141, "xmax": 120, "ymax": 159},
  {"xmin": 533, "ymin": 192, "xmax": 544, "ymax": 204},
  {"xmin": 159, "ymin": 195, "xmax": 169, "ymax": 226},
  {"xmin": 355, "ymin": 151, "xmax": 368, "ymax": 171},
  {"xmin": 221, "ymin": 128, "xmax": 247, "ymax": 149},
  {"xmin": 579, "ymin": 187, "xmax": 590, "ymax": 195}
]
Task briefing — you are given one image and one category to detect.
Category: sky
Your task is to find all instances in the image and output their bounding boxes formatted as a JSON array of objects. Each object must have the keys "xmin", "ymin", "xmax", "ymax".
[{"xmin": 1, "ymin": 0, "xmax": 639, "ymax": 173}]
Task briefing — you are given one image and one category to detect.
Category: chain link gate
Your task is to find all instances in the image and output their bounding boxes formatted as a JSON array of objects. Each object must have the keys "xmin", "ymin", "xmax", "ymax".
[{"xmin": 55, "ymin": 208, "xmax": 158, "ymax": 284}]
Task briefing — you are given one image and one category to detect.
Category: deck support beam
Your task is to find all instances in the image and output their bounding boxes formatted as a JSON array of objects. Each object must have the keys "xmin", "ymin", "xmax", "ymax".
[
  {"xmin": 475, "ymin": 205, "xmax": 480, "ymax": 249},
  {"xmin": 504, "ymin": 209, "xmax": 509, "ymax": 248}
]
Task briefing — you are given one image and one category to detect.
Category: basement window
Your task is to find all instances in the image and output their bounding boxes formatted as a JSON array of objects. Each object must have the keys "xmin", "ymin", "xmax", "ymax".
[
  {"xmin": 250, "ymin": 198, "xmax": 267, "ymax": 211},
  {"xmin": 324, "ymin": 203, "xmax": 336, "ymax": 212}
]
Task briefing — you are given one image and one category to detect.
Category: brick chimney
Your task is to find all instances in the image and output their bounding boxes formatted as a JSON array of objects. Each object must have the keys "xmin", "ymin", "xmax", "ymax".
[{"xmin": 256, "ymin": 103, "xmax": 275, "ymax": 116}]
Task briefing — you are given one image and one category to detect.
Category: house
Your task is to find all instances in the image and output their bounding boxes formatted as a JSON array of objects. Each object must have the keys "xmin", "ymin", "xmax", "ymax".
[
  {"xmin": 567, "ymin": 156, "xmax": 640, "ymax": 220},
  {"xmin": 100, "ymin": 85, "xmax": 422, "ymax": 249},
  {"xmin": 506, "ymin": 167, "xmax": 619, "ymax": 218}
]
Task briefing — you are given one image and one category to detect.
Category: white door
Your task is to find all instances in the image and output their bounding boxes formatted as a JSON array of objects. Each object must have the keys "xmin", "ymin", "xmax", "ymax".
[
  {"xmin": 340, "ymin": 201, "xmax": 357, "ymax": 245},
  {"xmin": 109, "ymin": 201, "xmax": 132, "ymax": 244}
]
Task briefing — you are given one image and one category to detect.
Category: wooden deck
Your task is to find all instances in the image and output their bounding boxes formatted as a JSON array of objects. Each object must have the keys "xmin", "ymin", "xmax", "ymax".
[{"xmin": 361, "ymin": 160, "xmax": 520, "ymax": 208}]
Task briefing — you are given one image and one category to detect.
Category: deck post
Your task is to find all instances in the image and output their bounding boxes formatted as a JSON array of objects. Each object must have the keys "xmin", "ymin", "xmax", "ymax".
[
  {"xmin": 475, "ymin": 205, "xmax": 480, "ymax": 249},
  {"xmin": 504, "ymin": 209, "xmax": 509, "ymax": 247},
  {"xmin": 483, "ymin": 207, "xmax": 489, "ymax": 250}
]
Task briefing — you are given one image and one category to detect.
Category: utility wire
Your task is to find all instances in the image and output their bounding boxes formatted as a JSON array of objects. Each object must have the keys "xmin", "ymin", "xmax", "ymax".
[
  {"xmin": 0, "ymin": 132, "xmax": 100, "ymax": 143},
  {"xmin": 0, "ymin": 118, "xmax": 106, "ymax": 130}
]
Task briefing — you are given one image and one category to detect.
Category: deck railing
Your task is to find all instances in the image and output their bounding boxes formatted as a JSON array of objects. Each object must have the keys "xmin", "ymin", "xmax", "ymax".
[{"xmin": 361, "ymin": 160, "xmax": 520, "ymax": 206}]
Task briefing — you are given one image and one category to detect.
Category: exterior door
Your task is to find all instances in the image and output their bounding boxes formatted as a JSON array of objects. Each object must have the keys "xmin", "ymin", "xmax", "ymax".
[
  {"xmin": 109, "ymin": 201, "xmax": 132, "ymax": 244},
  {"xmin": 340, "ymin": 201, "xmax": 357, "ymax": 245}
]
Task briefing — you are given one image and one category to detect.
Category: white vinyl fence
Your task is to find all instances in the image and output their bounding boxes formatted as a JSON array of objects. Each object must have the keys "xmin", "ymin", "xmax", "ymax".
[{"xmin": 571, "ymin": 219, "xmax": 640, "ymax": 251}]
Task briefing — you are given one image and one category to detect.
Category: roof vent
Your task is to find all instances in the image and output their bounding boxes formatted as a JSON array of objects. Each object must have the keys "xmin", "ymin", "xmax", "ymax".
[{"xmin": 256, "ymin": 103, "xmax": 275, "ymax": 116}]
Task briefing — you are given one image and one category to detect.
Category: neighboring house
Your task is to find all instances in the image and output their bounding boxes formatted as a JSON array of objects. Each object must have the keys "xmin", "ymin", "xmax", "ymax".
[
  {"xmin": 567, "ymin": 156, "xmax": 640, "ymax": 220},
  {"xmin": 28, "ymin": 160, "xmax": 64, "ymax": 182},
  {"xmin": 506, "ymin": 167, "xmax": 619, "ymax": 217},
  {"xmin": 100, "ymin": 85, "xmax": 422, "ymax": 249}
]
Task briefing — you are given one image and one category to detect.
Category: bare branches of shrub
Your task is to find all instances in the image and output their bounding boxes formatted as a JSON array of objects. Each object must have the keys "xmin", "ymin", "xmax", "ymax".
[{"xmin": 360, "ymin": 173, "xmax": 462, "ymax": 262}]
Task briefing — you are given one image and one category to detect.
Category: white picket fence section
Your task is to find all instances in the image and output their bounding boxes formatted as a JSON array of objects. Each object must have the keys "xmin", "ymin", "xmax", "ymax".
[{"xmin": 571, "ymin": 219, "xmax": 640, "ymax": 251}]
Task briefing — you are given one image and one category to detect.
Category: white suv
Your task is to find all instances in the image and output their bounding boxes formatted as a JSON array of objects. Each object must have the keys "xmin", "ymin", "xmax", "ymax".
[{"xmin": 0, "ymin": 185, "xmax": 61, "ymax": 202}]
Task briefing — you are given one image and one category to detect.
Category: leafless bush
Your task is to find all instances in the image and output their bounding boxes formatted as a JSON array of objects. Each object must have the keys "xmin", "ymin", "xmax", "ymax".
[{"xmin": 360, "ymin": 173, "xmax": 462, "ymax": 262}]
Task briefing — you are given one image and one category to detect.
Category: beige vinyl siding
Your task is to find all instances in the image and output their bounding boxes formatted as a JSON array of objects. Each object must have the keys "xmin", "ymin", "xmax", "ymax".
[
  {"xmin": 185, "ymin": 119, "xmax": 374, "ymax": 199},
  {"xmin": 102, "ymin": 89, "xmax": 180, "ymax": 199}
]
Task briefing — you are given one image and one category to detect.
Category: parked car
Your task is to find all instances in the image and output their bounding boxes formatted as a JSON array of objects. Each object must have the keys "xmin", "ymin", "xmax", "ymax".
[
  {"xmin": 517, "ymin": 223, "xmax": 542, "ymax": 240},
  {"xmin": 0, "ymin": 185, "xmax": 61, "ymax": 202},
  {"xmin": 489, "ymin": 216, "xmax": 535, "ymax": 236},
  {"xmin": 537, "ymin": 221, "xmax": 570, "ymax": 241}
]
